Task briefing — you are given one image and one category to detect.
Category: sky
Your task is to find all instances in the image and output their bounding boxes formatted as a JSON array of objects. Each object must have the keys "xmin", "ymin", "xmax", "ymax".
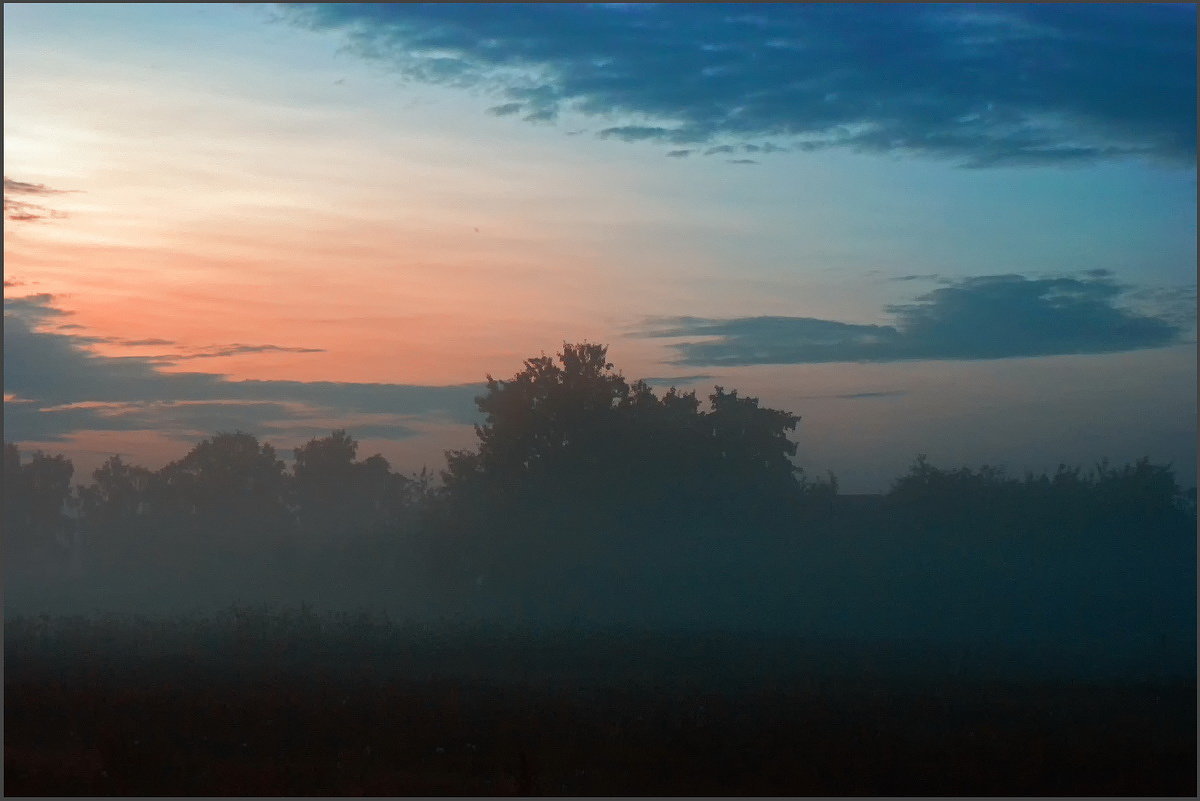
[{"xmin": 4, "ymin": 3, "xmax": 1196, "ymax": 493}]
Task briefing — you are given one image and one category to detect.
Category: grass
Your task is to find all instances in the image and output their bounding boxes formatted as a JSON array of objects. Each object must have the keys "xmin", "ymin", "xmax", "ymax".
[{"xmin": 5, "ymin": 607, "xmax": 1196, "ymax": 795}]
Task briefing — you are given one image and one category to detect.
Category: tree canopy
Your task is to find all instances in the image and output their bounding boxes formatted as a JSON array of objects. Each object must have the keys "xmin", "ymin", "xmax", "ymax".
[
  {"xmin": 886, "ymin": 454, "xmax": 1193, "ymax": 535},
  {"xmin": 3, "ymin": 341, "xmax": 1192, "ymax": 601},
  {"xmin": 442, "ymin": 342, "xmax": 804, "ymax": 526},
  {"xmin": 156, "ymin": 431, "xmax": 288, "ymax": 524},
  {"xmin": 292, "ymin": 429, "xmax": 415, "ymax": 539},
  {"xmin": 5, "ymin": 442, "xmax": 75, "ymax": 562}
]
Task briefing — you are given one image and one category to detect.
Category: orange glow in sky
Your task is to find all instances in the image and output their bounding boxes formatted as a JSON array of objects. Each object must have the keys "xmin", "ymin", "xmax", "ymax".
[{"xmin": 5, "ymin": 4, "xmax": 1195, "ymax": 492}]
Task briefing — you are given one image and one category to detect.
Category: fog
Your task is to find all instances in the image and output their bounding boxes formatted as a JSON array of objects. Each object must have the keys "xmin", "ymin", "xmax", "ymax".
[
  {"xmin": 7, "ymin": 492, "xmax": 1194, "ymax": 685},
  {"xmin": 6, "ymin": 345, "xmax": 1197, "ymax": 689},
  {"xmin": 7, "ymin": 392, "xmax": 1195, "ymax": 795}
]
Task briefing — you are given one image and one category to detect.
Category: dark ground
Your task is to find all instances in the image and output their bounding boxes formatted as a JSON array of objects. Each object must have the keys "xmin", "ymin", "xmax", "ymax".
[{"xmin": 5, "ymin": 613, "xmax": 1195, "ymax": 796}]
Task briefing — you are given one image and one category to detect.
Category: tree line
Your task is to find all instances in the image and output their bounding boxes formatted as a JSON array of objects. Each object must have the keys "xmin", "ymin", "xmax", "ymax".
[
  {"xmin": 5, "ymin": 343, "xmax": 1194, "ymax": 582},
  {"xmin": 5, "ymin": 429, "xmax": 431, "ymax": 572}
]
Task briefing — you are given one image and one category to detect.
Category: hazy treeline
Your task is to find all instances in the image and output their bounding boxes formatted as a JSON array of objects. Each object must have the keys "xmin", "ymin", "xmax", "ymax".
[
  {"xmin": 4, "ymin": 343, "xmax": 1196, "ymax": 668},
  {"xmin": 887, "ymin": 452, "xmax": 1195, "ymax": 533},
  {"xmin": 4, "ymin": 344, "xmax": 830, "ymax": 585},
  {"xmin": 4, "ymin": 431, "xmax": 429, "ymax": 572}
]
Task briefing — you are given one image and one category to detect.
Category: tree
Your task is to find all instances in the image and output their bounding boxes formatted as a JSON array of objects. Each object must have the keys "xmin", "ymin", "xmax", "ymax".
[
  {"xmin": 444, "ymin": 343, "xmax": 632, "ymax": 501},
  {"xmin": 79, "ymin": 455, "xmax": 154, "ymax": 526},
  {"xmin": 292, "ymin": 429, "xmax": 359, "ymax": 532},
  {"xmin": 291, "ymin": 429, "xmax": 413, "ymax": 539},
  {"xmin": 74, "ymin": 455, "xmax": 157, "ymax": 569},
  {"xmin": 3, "ymin": 442, "xmax": 24, "ymax": 542},
  {"xmin": 886, "ymin": 454, "xmax": 1192, "ymax": 537},
  {"xmin": 4, "ymin": 442, "xmax": 76, "ymax": 563},
  {"xmin": 703, "ymin": 386, "xmax": 801, "ymax": 514},
  {"xmin": 155, "ymin": 431, "xmax": 289, "ymax": 550},
  {"xmin": 442, "ymin": 342, "xmax": 805, "ymax": 526},
  {"xmin": 432, "ymin": 343, "xmax": 811, "ymax": 616}
]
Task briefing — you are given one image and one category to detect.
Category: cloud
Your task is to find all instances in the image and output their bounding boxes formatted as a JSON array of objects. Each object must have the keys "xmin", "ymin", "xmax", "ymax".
[
  {"xmin": 4, "ymin": 400, "xmax": 309, "ymax": 443},
  {"xmin": 4, "ymin": 199, "xmax": 64, "ymax": 222},
  {"xmin": 764, "ymin": 389, "xmax": 909, "ymax": 402},
  {"xmin": 5, "ymin": 294, "xmax": 72, "ymax": 318},
  {"xmin": 832, "ymin": 391, "xmax": 906, "ymax": 400},
  {"xmin": 160, "ymin": 343, "xmax": 326, "ymax": 360},
  {"xmin": 634, "ymin": 272, "xmax": 1188, "ymax": 365},
  {"xmin": 638, "ymin": 315, "xmax": 904, "ymax": 365},
  {"xmin": 1120, "ymin": 284, "xmax": 1199, "ymax": 334},
  {"xmin": 798, "ymin": 390, "xmax": 908, "ymax": 401},
  {"xmin": 4, "ymin": 177, "xmax": 73, "ymax": 195},
  {"xmin": 726, "ymin": 159, "xmax": 758, "ymax": 165},
  {"xmin": 3, "ymin": 294, "xmax": 483, "ymax": 444},
  {"xmin": 892, "ymin": 273, "xmax": 947, "ymax": 283},
  {"xmin": 279, "ymin": 4, "xmax": 1196, "ymax": 167},
  {"xmin": 1, "ymin": 307, "xmax": 323, "ymax": 362},
  {"xmin": 638, "ymin": 374, "xmax": 716, "ymax": 388},
  {"xmin": 665, "ymin": 149, "xmax": 692, "ymax": 158},
  {"xmin": 487, "ymin": 102, "xmax": 523, "ymax": 116},
  {"xmin": 4, "ymin": 176, "xmax": 78, "ymax": 222},
  {"xmin": 598, "ymin": 125, "xmax": 680, "ymax": 143}
]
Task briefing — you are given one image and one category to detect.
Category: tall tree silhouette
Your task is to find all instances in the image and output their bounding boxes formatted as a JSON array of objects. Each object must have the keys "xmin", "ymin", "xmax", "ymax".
[
  {"xmin": 442, "ymin": 342, "xmax": 804, "ymax": 527},
  {"xmin": 703, "ymin": 386, "xmax": 801, "ymax": 518},
  {"xmin": 445, "ymin": 343, "xmax": 630, "ymax": 500},
  {"xmin": 434, "ymin": 343, "xmax": 809, "ymax": 615}
]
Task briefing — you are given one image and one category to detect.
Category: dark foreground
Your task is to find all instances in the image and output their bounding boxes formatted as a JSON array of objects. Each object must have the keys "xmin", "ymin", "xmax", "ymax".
[{"xmin": 5, "ymin": 611, "xmax": 1196, "ymax": 796}]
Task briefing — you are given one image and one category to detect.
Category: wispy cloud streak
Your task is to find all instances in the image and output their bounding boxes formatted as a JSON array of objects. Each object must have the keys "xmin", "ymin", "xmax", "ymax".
[{"xmin": 3, "ymin": 176, "xmax": 79, "ymax": 222}]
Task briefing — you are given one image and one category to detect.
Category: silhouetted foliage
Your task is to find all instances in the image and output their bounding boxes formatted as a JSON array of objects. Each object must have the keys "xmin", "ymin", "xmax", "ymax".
[
  {"xmin": 3, "ymin": 347, "xmax": 1193, "ymax": 628},
  {"xmin": 160, "ymin": 432, "xmax": 286, "ymax": 516},
  {"xmin": 6, "ymin": 355, "xmax": 1196, "ymax": 799},
  {"xmin": 887, "ymin": 453, "xmax": 1194, "ymax": 536},
  {"xmin": 443, "ymin": 343, "xmax": 632, "ymax": 509},
  {"xmin": 290, "ymin": 429, "xmax": 421, "ymax": 573},
  {"xmin": 428, "ymin": 343, "xmax": 822, "ymax": 612},
  {"xmin": 4, "ymin": 442, "xmax": 76, "ymax": 565},
  {"xmin": 75, "ymin": 455, "xmax": 156, "ymax": 570},
  {"xmin": 150, "ymin": 431, "xmax": 291, "ymax": 561},
  {"xmin": 443, "ymin": 342, "xmax": 805, "ymax": 530},
  {"xmin": 4, "ymin": 441, "xmax": 24, "ymax": 543},
  {"xmin": 78, "ymin": 455, "xmax": 154, "ymax": 526},
  {"xmin": 703, "ymin": 385, "xmax": 804, "ymax": 517}
]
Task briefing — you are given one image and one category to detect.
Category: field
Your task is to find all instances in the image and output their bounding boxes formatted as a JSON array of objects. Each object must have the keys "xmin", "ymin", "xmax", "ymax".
[{"xmin": 5, "ymin": 609, "xmax": 1195, "ymax": 796}]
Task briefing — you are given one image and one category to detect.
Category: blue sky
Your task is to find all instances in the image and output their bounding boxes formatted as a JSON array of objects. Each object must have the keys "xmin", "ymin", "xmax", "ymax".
[{"xmin": 4, "ymin": 3, "xmax": 1196, "ymax": 491}]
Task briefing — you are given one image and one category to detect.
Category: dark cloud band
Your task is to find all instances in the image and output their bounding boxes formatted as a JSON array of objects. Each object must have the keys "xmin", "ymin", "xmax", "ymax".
[
  {"xmin": 280, "ymin": 3, "xmax": 1196, "ymax": 167},
  {"xmin": 634, "ymin": 272, "xmax": 1190, "ymax": 366},
  {"xmin": 3, "ymin": 295, "xmax": 483, "ymax": 444}
]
